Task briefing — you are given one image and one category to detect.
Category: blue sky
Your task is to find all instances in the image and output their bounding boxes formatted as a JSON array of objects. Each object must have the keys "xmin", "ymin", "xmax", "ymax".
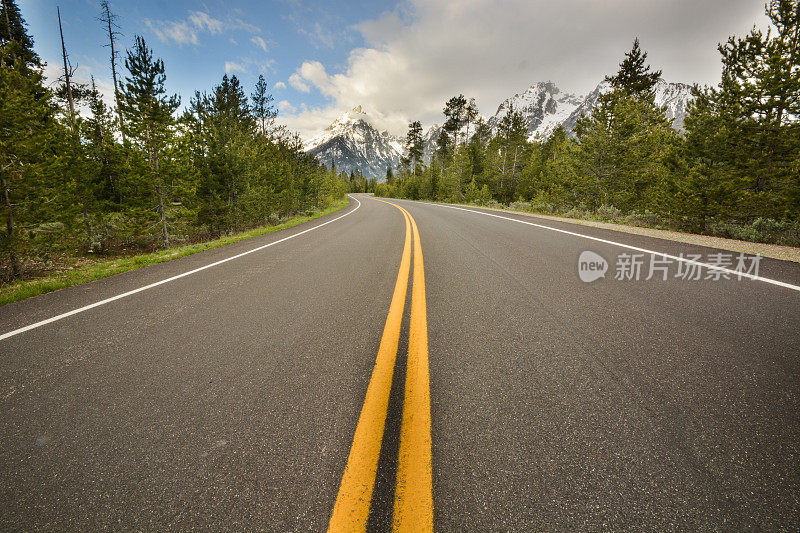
[
  {"xmin": 22, "ymin": 0, "xmax": 398, "ymax": 119},
  {"xmin": 19, "ymin": 1, "xmax": 768, "ymax": 139}
]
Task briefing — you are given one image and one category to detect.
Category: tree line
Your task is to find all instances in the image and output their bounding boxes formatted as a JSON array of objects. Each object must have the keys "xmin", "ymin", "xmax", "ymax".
[
  {"xmin": 1, "ymin": 0, "xmax": 348, "ymax": 282},
  {"xmin": 377, "ymin": 1, "xmax": 800, "ymax": 245}
]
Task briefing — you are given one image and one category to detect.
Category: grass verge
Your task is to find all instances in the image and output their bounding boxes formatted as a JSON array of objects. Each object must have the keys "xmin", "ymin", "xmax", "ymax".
[
  {"xmin": 380, "ymin": 196, "xmax": 800, "ymax": 262},
  {"xmin": 0, "ymin": 198, "xmax": 350, "ymax": 307}
]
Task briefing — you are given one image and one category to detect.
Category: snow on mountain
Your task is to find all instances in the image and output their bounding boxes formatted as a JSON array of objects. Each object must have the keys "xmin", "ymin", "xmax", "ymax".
[
  {"xmin": 303, "ymin": 81, "xmax": 694, "ymax": 176},
  {"xmin": 422, "ymin": 124, "xmax": 441, "ymax": 163},
  {"xmin": 304, "ymin": 105, "xmax": 403, "ymax": 178},
  {"xmin": 488, "ymin": 81, "xmax": 584, "ymax": 140},
  {"xmin": 561, "ymin": 79, "xmax": 693, "ymax": 133},
  {"xmin": 653, "ymin": 79, "xmax": 694, "ymax": 130}
]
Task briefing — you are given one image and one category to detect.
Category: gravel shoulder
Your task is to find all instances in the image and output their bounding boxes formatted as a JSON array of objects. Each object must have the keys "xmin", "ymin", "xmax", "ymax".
[{"xmin": 470, "ymin": 205, "xmax": 800, "ymax": 263}]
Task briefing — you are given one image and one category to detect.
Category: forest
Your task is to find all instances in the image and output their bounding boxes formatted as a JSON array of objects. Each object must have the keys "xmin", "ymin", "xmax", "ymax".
[
  {"xmin": 0, "ymin": 0, "xmax": 349, "ymax": 285},
  {"xmin": 376, "ymin": 1, "xmax": 800, "ymax": 247}
]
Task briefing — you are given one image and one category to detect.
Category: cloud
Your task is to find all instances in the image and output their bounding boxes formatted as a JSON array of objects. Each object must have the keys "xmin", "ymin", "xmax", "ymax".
[
  {"xmin": 288, "ymin": 73, "xmax": 311, "ymax": 92},
  {"xmin": 189, "ymin": 11, "xmax": 224, "ymax": 34},
  {"xmin": 43, "ymin": 62, "xmax": 118, "ymax": 116},
  {"xmin": 225, "ymin": 61, "xmax": 248, "ymax": 74},
  {"xmin": 251, "ymin": 36, "xmax": 269, "ymax": 52},
  {"xmin": 277, "ymin": 100, "xmax": 297, "ymax": 114},
  {"xmin": 145, "ymin": 10, "xmax": 263, "ymax": 47},
  {"xmin": 274, "ymin": 81, "xmax": 287, "ymax": 90},
  {"xmin": 281, "ymin": 0, "xmax": 767, "ymax": 139},
  {"xmin": 299, "ymin": 21, "xmax": 338, "ymax": 49}
]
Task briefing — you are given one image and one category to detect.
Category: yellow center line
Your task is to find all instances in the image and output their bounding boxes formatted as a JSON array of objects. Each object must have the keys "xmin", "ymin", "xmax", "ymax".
[
  {"xmin": 389, "ymin": 202, "xmax": 434, "ymax": 533},
  {"xmin": 328, "ymin": 205, "xmax": 412, "ymax": 532}
]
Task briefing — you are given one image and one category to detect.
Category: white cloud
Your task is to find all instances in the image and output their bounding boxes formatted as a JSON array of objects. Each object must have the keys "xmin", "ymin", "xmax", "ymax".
[
  {"xmin": 251, "ymin": 36, "xmax": 269, "ymax": 52},
  {"xmin": 225, "ymin": 61, "xmax": 248, "ymax": 74},
  {"xmin": 189, "ymin": 11, "xmax": 224, "ymax": 34},
  {"xmin": 43, "ymin": 62, "xmax": 118, "ymax": 116},
  {"xmin": 288, "ymin": 73, "xmax": 311, "ymax": 92},
  {"xmin": 281, "ymin": 0, "xmax": 767, "ymax": 139},
  {"xmin": 277, "ymin": 100, "xmax": 297, "ymax": 114},
  {"xmin": 274, "ymin": 81, "xmax": 287, "ymax": 90},
  {"xmin": 299, "ymin": 21, "xmax": 338, "ymax": 49},
  {"xmin": 145, "ymin": 18, "xmax": 200, "ymax": 46},
  {"xmin": 146, "ymin": 10, "xmax": 262, "ymax": 47}
]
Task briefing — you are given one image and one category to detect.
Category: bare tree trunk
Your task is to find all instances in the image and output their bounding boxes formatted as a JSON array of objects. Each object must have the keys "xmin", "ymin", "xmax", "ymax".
[
  {"xmin": 1, "ymin": 175, "xmax": 21, "ymax": 278},
  {"xmin": 1, "ymin": 0, "xmax": 10, "ymax": 40},
  {"xmin": 156, "ymin": 183, "xmax": 169, "ymax": 247},
  {"xmin": 511, "ymin": 144, "xmax": 519, "ymax": 199},
  {"xmin": 501, "ymin": 140, "xmax": 508, "ymax": 192},
  {"xmin": 1, "ymin": 0, "xmax": 17, "ymax": 64},
  {"xmin": 144, "ymin": 126, "xmax": 169, "ymax": 247},
  {"xmin": 57, "ymin": 7, "xmax": 76, "ymax": 126},
  {"xmin": 100, "ymin": 1, "xmax": 125, "ymax": 143}
]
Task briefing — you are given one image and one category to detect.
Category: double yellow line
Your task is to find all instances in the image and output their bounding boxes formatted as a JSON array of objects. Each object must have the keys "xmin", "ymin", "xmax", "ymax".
[{"xmin": 328, "ymin": 200, "xmax": 433, "ymax": 532}]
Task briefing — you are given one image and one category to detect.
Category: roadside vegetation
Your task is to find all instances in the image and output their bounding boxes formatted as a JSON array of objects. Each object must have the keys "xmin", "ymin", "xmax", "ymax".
[
  {"xmin": 1, "ymin": 1, "xmax": 355, "ymax": 293},
  {"xmin": 0, "ymin": 198, "xmax": 348, "ymax": 306},
  {"xmin": 376, "ymin": 1, "xmax": 800, "ymax": 248}
]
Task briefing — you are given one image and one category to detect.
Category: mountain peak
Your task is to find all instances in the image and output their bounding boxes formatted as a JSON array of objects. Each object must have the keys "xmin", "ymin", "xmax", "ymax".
[{"xmin": 304, "ymin": 106, "xmax": 403, "ymax": 178}]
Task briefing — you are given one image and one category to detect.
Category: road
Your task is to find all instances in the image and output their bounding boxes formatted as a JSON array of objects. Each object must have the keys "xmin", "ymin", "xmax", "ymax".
[{"xmin": 1, "ymin": 193, "xmax": 799, "ymax": 531}]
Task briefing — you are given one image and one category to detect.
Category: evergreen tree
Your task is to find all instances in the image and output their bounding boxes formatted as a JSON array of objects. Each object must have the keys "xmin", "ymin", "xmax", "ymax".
[
  {"xmin": 0, "ymin": 42, "xmax": 54, "ymax": 278},
  {"xmin": 0, "ymin": 0, "xmax": 39, "ymax": 69},
  {"xmin": 119, "ymin": 35, "xmax": 180, "ymax": 246},
  {"xmin": 495, "ymin": 103, "xmax": 528, "ymax": 200},
  {"xmin": 443, "ymin": 94, "xmax": 467, "ymax": 147},
  {"xmin": 191, "ymin": 74, "xmax": 256, "ymax": 233},
  {"xmin": 251, "ymin": 74, "xmax": 277, "ymax": 137},
  {"xmin": 405, "ymin": 120, "xmax": 424, "ymax": 175},
  {"xmin": 689, "ymin": 0, "xmax": 800, "ymax": 219},
  {"xmin": 605, "ymin": 37, "xmax": 662, "ymax": 97}
]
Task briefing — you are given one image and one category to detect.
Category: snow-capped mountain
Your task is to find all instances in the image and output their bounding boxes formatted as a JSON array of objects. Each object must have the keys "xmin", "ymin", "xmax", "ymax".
[
  {"xmin": 555, "ymin": 79, "xmax": 693, "ymax": 135},
  {"xmin": 303, "ymin": 81, "xmax": 694, "ymax": 176},
  {"xmin": 488, "ymin": 81, "xmax": 584, "ymax": 139},
  {"xmin": 491, "ymin": 79, "xmax": 693, "ymax": 139},
  {"xmin": 653, "ymin": 79, "xmax": 694, "ymax": 130},
  {"xmin": 304, "ymin": 106, "xmax": 403, "ymax": 178},
  {"xmin": 422, "ymin": 124, "xmax": 442, "ymax": 163}
]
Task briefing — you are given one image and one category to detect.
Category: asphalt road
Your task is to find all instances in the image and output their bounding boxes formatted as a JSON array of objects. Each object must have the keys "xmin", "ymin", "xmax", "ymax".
[{"xmin": 1, "ymin": 193, "xmax": 799, "ymax": 531}]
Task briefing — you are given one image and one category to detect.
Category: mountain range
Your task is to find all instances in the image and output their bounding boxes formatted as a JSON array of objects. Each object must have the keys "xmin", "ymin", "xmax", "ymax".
[{"xmin": 304, "ymin": 80, "xmax": 694, "ymax": 178}]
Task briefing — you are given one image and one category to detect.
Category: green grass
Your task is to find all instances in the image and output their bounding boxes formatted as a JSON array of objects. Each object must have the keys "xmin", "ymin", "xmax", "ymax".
[{"xmin": 0, "ymin": 198, "xmax": 350, "ymax": 306}]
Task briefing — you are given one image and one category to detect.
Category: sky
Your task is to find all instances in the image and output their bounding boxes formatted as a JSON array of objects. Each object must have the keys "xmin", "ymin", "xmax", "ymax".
[{"xmin": 21, "ymin": 0, "xmax": 768, "ymax": 140}]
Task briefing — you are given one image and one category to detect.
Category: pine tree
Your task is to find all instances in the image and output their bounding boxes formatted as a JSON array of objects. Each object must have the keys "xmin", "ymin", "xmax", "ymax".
[
  {"xmin": 496, "ymin": 103, "xmax": 528, "ymax": 201},
  {"xmin": 0, "ymin": 42, "xmax": 54, "ymax": 278},
  {"xmin": 191, "ymin": 74, "xmax": 256, "ymax": 233},
  {"xmin": 605, "ymin": 37, "xmax": 662, "ymax": 97},
  {"xmin": 405, "ymin": 120, "xmax": 424, "ymax": 175},
  {"xmin": 119, "ymin": 35, "xmax": 180, "ymax": 246},
  {"xmin": 251, "ymin": 74, "xmax": 277, "ymax": 137},
  {"xmin": 690, "ymin": 0, "xmax": 800, "ymax": 219},
  {"xmin": 443, "ymin": 94, "xmax": 467, "ymax": 147},
  {"xmin": 464, "ymin": 98, "xmax": 478, "ymax": 142},
  {"xmin": 0, "ymin": 0, "xmax": 39, "ymax": 69}
]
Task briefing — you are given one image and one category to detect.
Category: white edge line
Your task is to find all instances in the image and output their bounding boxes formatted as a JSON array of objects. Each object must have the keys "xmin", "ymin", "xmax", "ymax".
[
  {"xmin": 407, "ymin": 200, "xmax": 800, "ymax": 293},
  {"xmin": 0, "ymin": 195, "xmax": 362, "ymax": 341}
]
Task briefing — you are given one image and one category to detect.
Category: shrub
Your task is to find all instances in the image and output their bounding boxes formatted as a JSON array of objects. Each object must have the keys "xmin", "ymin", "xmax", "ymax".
[{"xmin": 597, "ymin": 204, "xmax": 622, "ymax": 220}]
